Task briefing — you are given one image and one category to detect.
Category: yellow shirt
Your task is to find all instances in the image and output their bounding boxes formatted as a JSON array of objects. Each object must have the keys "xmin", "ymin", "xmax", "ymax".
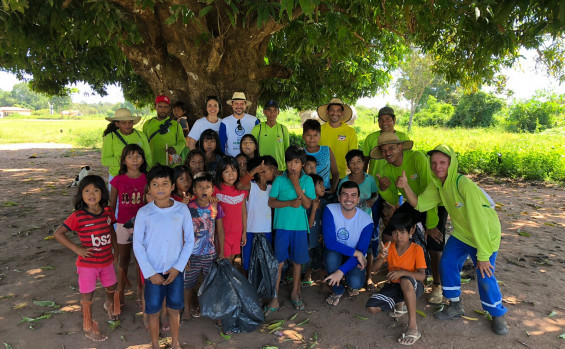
[{"xmin": 319, "ymin": 122, "xmax": 358, "ymax": 178}]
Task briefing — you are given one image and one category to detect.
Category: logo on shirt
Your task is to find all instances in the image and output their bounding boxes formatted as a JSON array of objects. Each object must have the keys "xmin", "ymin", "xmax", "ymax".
[
  {"xmin": 337, "ymin": 228, "xmax": 349, "ymax": 241},
  {"xmin": 410, "ymin": 173, "xmax": 418, "ymax": 180},
  {"xmin": 234, "ymin": 125, "xmax": 245, "ymax": 136},
  {"xmin": 107, "ymin": 217, "xmax": 112, "ymax": 225},
  {"xmin": 91, "ymin": 233, "xmax": 111, "ymax": 247},
  {"xmin": 338, "ymin": 135, "xmax": 347, "ymax": 141},
  {"xmin": 455, "ymin": 202, "xmax": 464, "ymax": 209}
]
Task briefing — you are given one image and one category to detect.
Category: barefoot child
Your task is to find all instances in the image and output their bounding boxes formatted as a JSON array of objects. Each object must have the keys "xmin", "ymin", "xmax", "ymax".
[
  {"xmin": 182, "ymin": 172, "xmax": 225, "ymax": 321},
  {"xmin": 366, "ymin": 212, "xmax": 426, "ymax": 346},
  {"xmin": 213, "ymin": 156, "xmax": 248, "ymax": 263},
  {"xmin": 54, "ymin": 175, "xmax": 119, "ymax": 342},
  {"xmin": 269, "ymin": 146, "xmax": 315, "ymax": 310},
  {"xmin": 133, "ymin": 165, "xmax": 195, "ymax": 349},
  {"xmin": 109, "ymin": 144, "xmax": 148, "ymax": 308}
]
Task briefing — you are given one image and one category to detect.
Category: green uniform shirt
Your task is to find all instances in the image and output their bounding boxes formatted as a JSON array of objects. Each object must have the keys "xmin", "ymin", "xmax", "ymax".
[
  {"xmin": 416, "ymin": 144, "xmax": 501, "ymax": 261},
  {"xmin": 270, "ymin": 171, "xmax": 316, "ymax": 231},
  {"xmin": 251, "ymin": 122, "xmax": 290, "ymax": 171},
  {"xmin": 379, "ymin": 150, "xmax": 439, "ymax": 229},
  {"xmin": 363, "ymin": 130, "xmax": 409, "ymax": 178},
  {"xmin": 101, "ymin": 129, "xmax": 153, "ymax": 176},
  {"xmin": 142, "ymin": 117, "xmax": 186, "ymax": 167}
]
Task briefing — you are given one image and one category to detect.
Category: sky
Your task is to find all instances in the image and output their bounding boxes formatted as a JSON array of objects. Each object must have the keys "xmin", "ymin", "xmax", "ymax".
[{"xmin": 1, "ymin": 49, "xmax": 564, "ymax": 108}]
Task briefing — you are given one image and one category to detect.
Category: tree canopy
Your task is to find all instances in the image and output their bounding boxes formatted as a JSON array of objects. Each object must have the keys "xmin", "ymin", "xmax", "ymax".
[{"xmin": 1, "ymin": 0, "xmax": 564, "ymax": 116}]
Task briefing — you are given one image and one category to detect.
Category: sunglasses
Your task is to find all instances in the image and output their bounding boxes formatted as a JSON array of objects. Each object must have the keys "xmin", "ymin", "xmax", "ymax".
[{"xmin": 237, "ymin": 119, "xmax": 243, "ymax": 131}]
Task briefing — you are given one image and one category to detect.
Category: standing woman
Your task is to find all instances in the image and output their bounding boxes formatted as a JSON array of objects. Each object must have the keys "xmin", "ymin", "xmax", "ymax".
[
  {"xmin": 102, "ymin": 108, "xmax": 153, "ymax": 186},
  {"xmin": 187, "ymin": 96, "xmax": 222, "ymax": 150}
]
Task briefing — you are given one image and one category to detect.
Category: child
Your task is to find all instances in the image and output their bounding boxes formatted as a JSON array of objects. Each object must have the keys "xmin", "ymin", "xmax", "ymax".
[
  {"xmin": 198, "ymin": 129, "xmax": 224, "ymax": 173},
  {"xmin": 172, "ymin": 165, "xmax": 193, "ymax": 204},
  {"xmin": 304, "ymin": 155, "xmax": 317, "ymax": 175},
  {"xmin": 213, "ymin": 156, "xmax": 248, "ymax": 263},
  {"xmin": 338, "ymin": 149, "xmax": 378, "ymax": 214},
  {"xmin": 240, "ymin": 134, "xmax": 260, "ymax": 160},
  {"xmin": 133, "ymin": 165, "xmax": 195, "ymax": 349},
  {"xmin": 54, "ymin": 175, "xmax": 119, "ymax": 342},
  {"xmin": 302, "ymin": 119, "xmax": 339, "ymax": 195},
  {"xmin": 172, "ymin": 101, "xmax": 190, "ymax": 139},
  {"xmin": 269, "ymin": 146, "xmax": 315, "ymax": 310},
  {"xmin": 302, "ymin": 174, "xmax": 327, "ymax": 286},
  {"xmin": 182, "ymin": 172, "xmax": 225, "ymax": 321},
  {"xmin": 366, "ymin": 212, "xmax": 426, "ymax": 346},
  {"xmin": 240, "ymin": 156, "xmax": 278, "ymax": 272},
  {"xmin": 109, "ymin": 144, "xmax": 148, "ymax": 308},
  {"xmin": 235, "ymin": 153, "xmax": 249, "ymax": 178},
  {"xmin": 184, "ymin": 149, "xmax": 206, "ymax": 177}
]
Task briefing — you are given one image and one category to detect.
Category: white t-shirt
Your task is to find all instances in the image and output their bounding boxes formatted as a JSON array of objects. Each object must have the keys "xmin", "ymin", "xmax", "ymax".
[
  {"xmin": 219, "ymin": 113, "xmax": 258, "ymax": 156},
  {"xmin": 188, "ymin": 117, "xmax": 222, "ymax": 141},
  {"xmin": 246, "ymin": 181, "xmax": 272, "ymax": 233},
  {"xmin": 325, "ymin": 203, "xmax": 373, "ymax": 249}
]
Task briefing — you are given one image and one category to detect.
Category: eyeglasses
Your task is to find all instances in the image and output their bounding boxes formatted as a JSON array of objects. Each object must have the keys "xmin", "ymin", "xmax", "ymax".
[{"xmin": 236, "ymin": 119, "xmax": 243, "ymax": 131}]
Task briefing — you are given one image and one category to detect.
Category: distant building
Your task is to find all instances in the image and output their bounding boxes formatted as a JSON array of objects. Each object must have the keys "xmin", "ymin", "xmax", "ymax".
[
  {"xmin": 61, "ymin": 110, "xmax": 82, "ymax": 116},
  {"xmin": 0, "ymin": 107, "xmax": 32, "ymax": 118}
]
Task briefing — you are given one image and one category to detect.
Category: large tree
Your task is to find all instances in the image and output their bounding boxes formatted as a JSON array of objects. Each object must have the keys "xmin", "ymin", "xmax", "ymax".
[{"xmin": 1, "ymin": 0, "xmax": 564, "ymax": 116}]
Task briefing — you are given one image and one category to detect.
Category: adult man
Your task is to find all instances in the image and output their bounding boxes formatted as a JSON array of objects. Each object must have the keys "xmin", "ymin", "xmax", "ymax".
[
  {"xmin": 370, "ymin": 132, "xmax": 447, "ymax": 304},
  {"xmin": 396, "ymin": 144, "xmax": 508, "ymax": 335},
  {"xmin": 251, "ymin": 100, "xmax": 290, "ymax": 171},
  {"xmin": 142, "ymin": 95, "xmax": 185, "ymax": 167},
  {"xmin": 219, "ymin": 92, "xmax": 259, "ymax": 156},
  {"xmin": 363, "ymin": 106, "xmax": 409, "ymax": 177},
  {"xmin": 317, "ymin": 98, "xmax": 358, "ymax": 178},
  {"xmin": 323, "ymin": 181, "xmax": 373, "ymax": 306}
]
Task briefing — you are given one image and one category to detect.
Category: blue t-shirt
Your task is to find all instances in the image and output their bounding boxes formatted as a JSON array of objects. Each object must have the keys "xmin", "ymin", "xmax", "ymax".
[
  {"xmin": 305, "ymin": 146, "xmax": 331, "ymax": 189},
  {"xmin": 338, "ymin": 173, "xmax": 378, "ymax": 215},
  {"xmin": 270, "ymin": 171, "xmax": 316, "ymax": 231}
]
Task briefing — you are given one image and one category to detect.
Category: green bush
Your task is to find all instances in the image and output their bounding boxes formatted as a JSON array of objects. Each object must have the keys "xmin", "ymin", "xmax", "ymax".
[
  {"xmin": 506, "ymin": 96, "xmax": 563, "ymax": 132},
  {"xmin": 449, "ymin": 92, "xmax": 504, "ymax": 127},
  {"xmin": 414, "ymin": 96, "xmax": 454, "ymax": 127}
]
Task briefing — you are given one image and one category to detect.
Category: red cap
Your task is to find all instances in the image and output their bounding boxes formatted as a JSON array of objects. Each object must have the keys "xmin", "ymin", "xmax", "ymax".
[{"xmin": 155, "ymin": 95, "xmax": 170, "ymax": 105}]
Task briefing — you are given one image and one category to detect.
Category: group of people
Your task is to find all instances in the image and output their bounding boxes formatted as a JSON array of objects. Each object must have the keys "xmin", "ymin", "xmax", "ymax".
[{"xmin": 53, "ymin": 92, "xmax": 508, "ymax": 348}]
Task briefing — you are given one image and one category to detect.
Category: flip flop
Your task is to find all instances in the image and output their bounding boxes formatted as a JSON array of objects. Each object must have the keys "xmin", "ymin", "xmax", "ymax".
[
  {"xmin": 398, "ymin": 332, "xmax": 421, "ymax": 346},
  {"xmin": 191, "ymin": 307, "xmax": 201, "ymax": 318},
  {"xmin": 290, "ymin": 298, "xmax": 305, "ymax": 310},
  {"xmin": 325, "ymin": 293, "xmax": 342, "ymax": 306},
  {"xmin": 389, "ymin": 305, "xmax": 408, "ymax": 318},
  {"xmin": 348, "ymin": 288, "xmax": 360, "ymax": 297},
  {"xmin": 263, "ymin": 306, "xmax": 280, "ymax": 316},
  {"xmin": 301, "ymin": 280, "xmax": 315, "ymax": 287}
]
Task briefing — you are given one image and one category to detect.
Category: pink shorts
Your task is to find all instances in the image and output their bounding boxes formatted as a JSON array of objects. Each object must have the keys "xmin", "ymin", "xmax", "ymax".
[
  {"xmin": 77, "ymin": 264, "xmax": 117, "ymax": 294},
  {"xmin": 115, "ymin": 223, "xmax": 133, "ymax": 245}
]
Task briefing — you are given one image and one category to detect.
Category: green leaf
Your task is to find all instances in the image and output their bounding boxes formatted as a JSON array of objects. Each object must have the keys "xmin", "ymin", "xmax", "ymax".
[
  {"xmin": 461, "ymin": 278, "xmax": 471, "ymax": 284},
  {"xmin": 416, "ymin": 310, "xmax": 426, "ymax": 318},
  {"xmin": 18, "ymin": 314, "xmax": 51, "ymax": 324},
  {"xmin": 559, "ymin": 333, "xmax": 565, "ymax": 339},
  {"xmin": 40, "ymin": 266, "xmax": 55, "ymax": 270},
  {"xmin": 289, "ymin": 313, "xmax": 298, "ymax": 320},
  {"xmin": 354, "ymin": 315, "xmax": 368, "ymax": 320},
  {"xmin": 107, "ymin": 320, "xmax": 121, "ymax": 332},
  {"xmin": 2, "ymin": 201, "xmax": 18, "ymax": 207},
  {"xmin": 199, "ymin": 5, "xmax": 213, "ymax": 17},
  {"xmin": 296, "ymin": 318, "xmax": 310, "ymax": 326},
  {"xmin": 548, "ymin": 311, "xmax": 557, "ymax": 318},
  {"xmin": 299, "ymin": 0, "xmax": 315, "ymax": 16},
  {"xmin": 267, "ymin": 320, "xmax": 285, "ymax": 329},
  {"xmin": 219, "ymin": 329, "xmax": 231, "ymax": 340},
  {"xmin": 4, "ymin": 343, "xmax": 12, "ymax": 349},
  {"xmin": 33, "ymin": 300, "xmax": 60, "ymax": 308}
]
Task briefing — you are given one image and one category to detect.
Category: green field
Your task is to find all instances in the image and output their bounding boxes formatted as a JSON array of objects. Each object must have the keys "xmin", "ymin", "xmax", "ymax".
[{"xmin": 1, "ymin": 116, "xmax": 564, "ymax": 182}]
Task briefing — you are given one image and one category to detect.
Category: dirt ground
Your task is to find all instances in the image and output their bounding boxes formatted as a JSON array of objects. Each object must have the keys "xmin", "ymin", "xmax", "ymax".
[{"xmin": 0, "ymin": 145, "xmax": 564, "ymax": 349}]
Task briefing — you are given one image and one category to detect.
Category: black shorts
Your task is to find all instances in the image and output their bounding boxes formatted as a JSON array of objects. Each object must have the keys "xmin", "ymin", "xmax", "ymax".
[
  {"xmin": 365, "ymin": 276, "xmax": 424, "ymax": 310},
  {"xmin": 382, "ymin": 203, "xmax": 448, "ymax": 252}
]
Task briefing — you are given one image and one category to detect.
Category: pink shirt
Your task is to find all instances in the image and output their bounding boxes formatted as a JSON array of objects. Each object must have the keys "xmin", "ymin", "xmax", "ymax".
[
  {"xmin": 110, "ymin": 173, "xmax": 146, "ymax": 223},
  {"xmin": 213, "ymin": 184, "xmax": 247, "ymax": 243}
]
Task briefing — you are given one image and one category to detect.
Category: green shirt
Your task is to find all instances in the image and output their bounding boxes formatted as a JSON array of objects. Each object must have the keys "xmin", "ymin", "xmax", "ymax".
[
  {"xmin": 251, "ymin": 122, "xmax": 290, "ymax": 171},
  {"xmin": 270, "ymin": 171, "xmax": 315, "ymax": 231},
  {"xmin": 379, "ymin": 150, "xmax": 439, "ymax": 229},
  {"xmin": 363, "ymin": 130, "xmax": 409, "ymax": 178},
  {"xmin": 101, "ymin": 129, "xmax": 153, "ymax": 176},
  {"xmin": 416, "ymin": 145, "xmax": 501, "ymax": 261},
  {"xmin": 142, "ymin": 117, "xmax": 186, "ymax": 167}
]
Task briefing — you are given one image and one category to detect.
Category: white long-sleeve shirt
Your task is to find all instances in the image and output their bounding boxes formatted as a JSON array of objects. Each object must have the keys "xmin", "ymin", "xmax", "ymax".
[{"xmin": 133, "ymin": 200, "xmax": 195, "ymax": 278}]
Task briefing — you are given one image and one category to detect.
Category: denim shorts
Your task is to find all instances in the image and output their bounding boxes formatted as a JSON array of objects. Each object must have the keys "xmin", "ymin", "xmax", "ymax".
[
  {"xmin": 274, "ymin": 229, "xmax": 309, "ymax": 264},
  {"xmin": 144, "ymin": 272, "xmax": 184, "ymax": 314}
]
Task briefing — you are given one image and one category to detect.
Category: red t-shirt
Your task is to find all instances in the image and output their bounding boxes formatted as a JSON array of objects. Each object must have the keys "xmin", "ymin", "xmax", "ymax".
[
  {"xmin": 110, "ymin": 173, "xmax": 146, "ymax": 223},
  {"xmin": 387, "ymin": 242, "xmax": 427, "ymax": 283},
  {"xmin": 63, "ymin": 207, "xmax": 116, "ymax": 268},
  {"xmin": 213, "ymin": 184, "xmax": 247, "ymax": 243}
]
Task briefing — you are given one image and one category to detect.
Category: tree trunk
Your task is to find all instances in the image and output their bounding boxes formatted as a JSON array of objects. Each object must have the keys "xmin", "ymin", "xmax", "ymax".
[{"xmin": 408, "ymin": 100, "xmax": 416, "ymax": 132}]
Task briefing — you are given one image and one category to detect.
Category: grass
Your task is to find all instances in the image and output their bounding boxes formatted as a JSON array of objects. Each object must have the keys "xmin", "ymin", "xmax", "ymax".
[{"xmin": 2, "ymin": 113, "xmax": 564, "ymax": 182}]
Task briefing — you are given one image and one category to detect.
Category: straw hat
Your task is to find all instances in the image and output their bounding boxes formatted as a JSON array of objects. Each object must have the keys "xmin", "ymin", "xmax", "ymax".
[
  {"xmin": 105, "ymin": 108, "xmax": 141, "ymax": 125},
  {"xmin": 369, "ymin": 132, "xmax": 414, "ymax": 159},
  {"xmin": 226, "ymin": 92, "xmax": 252, "ymax": 106},
  {"xmin": 317, "ymin": 98, "xmax": 353, "ymax": 123}
]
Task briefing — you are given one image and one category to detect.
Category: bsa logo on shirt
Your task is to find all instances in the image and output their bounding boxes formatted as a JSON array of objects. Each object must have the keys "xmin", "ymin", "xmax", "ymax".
[
  {"xmin": 337, "ymin": 228, "xmax": 349, "ymax": 241},
  {"xmin": 338, "ymin": 135, "xmax": 347, "ymax": 141}
]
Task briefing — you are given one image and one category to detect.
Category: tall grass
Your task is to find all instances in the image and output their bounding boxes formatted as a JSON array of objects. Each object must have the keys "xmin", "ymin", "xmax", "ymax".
[{"xmin": 1, "ymin": 115, "xmax": 564, "ymax": 181}]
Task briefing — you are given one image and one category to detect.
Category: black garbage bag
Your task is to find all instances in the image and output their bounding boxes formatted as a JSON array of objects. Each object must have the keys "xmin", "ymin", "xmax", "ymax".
[
  {"xmin": 198, "ymin": 258, "xmax": 265, "ymax": 333},
  {"xmin": 248, "ymin": 233, "xmax": 279, "ymax": 299}
]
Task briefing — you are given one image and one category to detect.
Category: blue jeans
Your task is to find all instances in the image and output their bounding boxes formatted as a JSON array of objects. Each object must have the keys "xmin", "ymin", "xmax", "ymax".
[
  {"xmin": 324, "ymin": 249, "xmax": 365, "ymax": 295},
  {"xmin": 144, "ymin": 272, "xmax": 184, "ymax": 314},
  {"xmin": 440, "ymin": 236, "xmax": 507, "ymax": 317}
]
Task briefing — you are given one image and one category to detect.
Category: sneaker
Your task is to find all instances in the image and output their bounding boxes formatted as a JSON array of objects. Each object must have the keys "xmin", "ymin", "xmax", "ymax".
[
  {"xmin": 434, "ymin": 300, "xmax": 465, "ymax": 320},
  {"xmin": 492, "ymin": 316, "xmax": 508, "ymax": 335},
  {"xmin": 428, "ymin": 284, "xmax": 443, "ymax": 304}
]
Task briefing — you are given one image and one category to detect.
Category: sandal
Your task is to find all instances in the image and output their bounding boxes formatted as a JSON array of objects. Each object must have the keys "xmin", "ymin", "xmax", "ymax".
[
  {"xmin": 190, "ymin": 306, "xmax": 201, "ymax": 318},
  {"xmin": 263, "ymin": 306, "xmax": 280, "ymax": 316},
  {"xmin": 398, "ymin": 332, "xmax": 421, "ymax": 346},
  {"xmin": 348, "ymin": 288, "xmax": 360, "ymax": 297},
  {"xmin": 290, "ymin": 298, "xmax": 305, "ymax": 310},
  {"xmin": 325, "ymin": 293, "xmax": 343, "ymax": 306},
  {"xmin": 389, "ymin": 304, "xmax": 408, "ymax": 318}
]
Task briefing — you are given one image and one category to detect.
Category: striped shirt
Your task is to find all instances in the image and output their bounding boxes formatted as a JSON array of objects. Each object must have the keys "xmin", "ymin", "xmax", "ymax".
[{"xmin": 63, "ymin": 207, "xmax": 116, "ymax": 268}]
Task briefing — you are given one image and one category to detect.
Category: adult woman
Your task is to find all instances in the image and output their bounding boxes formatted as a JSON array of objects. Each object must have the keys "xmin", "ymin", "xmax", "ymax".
[
  {"xmin": 187, "ymin": 96, "xmax": 222, "ymax": 150},
  {"xmin": 395, "ymin": 144, "xmax": 508, "ymax": 336},
  {"xmin": 101, "ymin": 108, "xmax": 152, "ymax": 183}
]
